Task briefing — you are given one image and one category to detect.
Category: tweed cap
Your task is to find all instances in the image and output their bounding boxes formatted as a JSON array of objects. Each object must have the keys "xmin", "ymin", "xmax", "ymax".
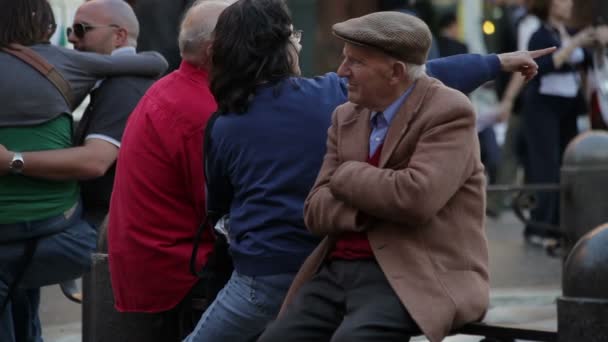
[{"xmin": 332, "ymin": 11, "xmax": 432, "ymax": 65}]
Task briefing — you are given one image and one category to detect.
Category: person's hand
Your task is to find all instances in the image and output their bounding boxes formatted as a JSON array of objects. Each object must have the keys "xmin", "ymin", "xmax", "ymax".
[
  {"xmin": 572, "ymin": 27, "xmax": 597, "ymax": 48},
  {"xmin": 595, "ymin": 25, "xmax": 608, "ymax": 46},
  {"xmin": 497, "ymin": 47, "xmax": 556, "ymax": 81},
  {"xmin": 0, "ymin": 145, "xmax": 11, "ymax": 176}
]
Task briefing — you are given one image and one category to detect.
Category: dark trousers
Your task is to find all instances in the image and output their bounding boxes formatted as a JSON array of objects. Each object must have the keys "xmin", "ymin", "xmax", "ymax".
[
  {"xmin": 522, "ymin": 97, "xmax": 579, "ymax": 237},
  {"xmin": 258, "ymin": 259, "xmax": 420, "ymax": 342}
]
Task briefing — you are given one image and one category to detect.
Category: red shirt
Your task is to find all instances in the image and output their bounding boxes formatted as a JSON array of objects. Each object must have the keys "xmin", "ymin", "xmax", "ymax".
[
  {"xmin": 108, "ymin": 61, "xmax": 215, "ymax": 312},
  {"xmin": 329, "ymin": 144, "xmax": 383, "ymax": 260}
]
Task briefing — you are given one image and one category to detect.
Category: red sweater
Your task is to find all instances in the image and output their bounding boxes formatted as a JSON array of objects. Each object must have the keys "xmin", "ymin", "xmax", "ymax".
[{"xmin": 330, "ymin": 144, "xmax": 383, "ymax": 260}]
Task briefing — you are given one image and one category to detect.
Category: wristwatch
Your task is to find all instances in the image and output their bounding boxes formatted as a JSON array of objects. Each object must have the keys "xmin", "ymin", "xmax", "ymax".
[{"xmin": 9, "ymin": 152, "xmax": 24, "ymax": 174}]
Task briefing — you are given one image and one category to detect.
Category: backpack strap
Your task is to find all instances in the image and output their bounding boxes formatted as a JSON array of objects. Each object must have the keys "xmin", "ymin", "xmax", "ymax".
[{"xmin": 2, "ymin": 44, "xmax": 74, "ymax": 109}]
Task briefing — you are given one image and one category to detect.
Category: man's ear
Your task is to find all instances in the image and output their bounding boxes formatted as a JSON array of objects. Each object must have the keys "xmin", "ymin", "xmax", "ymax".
[
  {"xmin": 391, "ymin": 60, "xmax": 408, "ymax": 83},
  {"xmin": 114, "ymin": 28, "xmax": 128, "ymax": 47},
  {"xmin": 198, "ymin": 41, "xmax": 214, "ymax": 68},
  {"xmin": 205, "ymin": 41, "xmax": 214, "ymax": 59}
]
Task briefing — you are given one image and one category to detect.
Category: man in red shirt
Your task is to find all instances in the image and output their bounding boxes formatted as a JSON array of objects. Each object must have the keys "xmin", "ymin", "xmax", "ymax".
[{"xmin": 107, "ymin": 1, "xmax": 230, "ymax": 339}]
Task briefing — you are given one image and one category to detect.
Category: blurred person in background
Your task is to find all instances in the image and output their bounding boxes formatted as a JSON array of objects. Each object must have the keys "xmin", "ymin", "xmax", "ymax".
[
  {"xmin": 492, "ymin": 0, "xmax": 540, "ymax": 218},
  {"xmin": 380, "ymin": 0, "xmax": 441, "ymax": 60},
  {"xmin": 126, "ymin": 0, "xmax": 195, "ymax": 73},
  {"xmin": 519, "ymin": 0, "xmax": 597, "ymax": 246},
  {"xmin": 437, "ymin": 10, "xmax": 468, "ymax": 57}
]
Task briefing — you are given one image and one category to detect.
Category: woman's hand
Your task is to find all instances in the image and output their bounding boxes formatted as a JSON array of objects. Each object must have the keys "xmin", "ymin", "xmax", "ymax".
[{"xmin": 571, "ymin": 27, "xmax": 597, "ymax": 48}]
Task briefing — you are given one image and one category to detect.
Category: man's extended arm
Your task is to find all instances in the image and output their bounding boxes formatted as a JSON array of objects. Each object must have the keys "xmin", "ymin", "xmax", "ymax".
[
  {"xmin": 0, "ymin": 79, "xmax": 143, "ymax": 180},
  {"xmin": 304, "ymin": 107, "xmax": 368, "ymax": 236},
  {"xmin": 426, "ymin": 47, "xmax": 556, "ymax": 94},
  {"xmin": 65, "ymin": 48, "xmax": 169, "ymax": 80},
  {"xmin": 0, "ymin": 139, "xmax": 117, "ymax": 180},
  {"xmin": 426, "ymin": 54, "xmax": 501, "ymax": 94}
]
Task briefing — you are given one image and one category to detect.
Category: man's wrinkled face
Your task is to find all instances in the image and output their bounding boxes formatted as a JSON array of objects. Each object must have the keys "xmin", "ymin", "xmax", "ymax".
[
  {"xmin": 336, "ymin": 43, "xmax": 394, "ymax": 110},
  {"xmin": 68, "ymin": 4, "xmax": 117, "ymax": 54}
]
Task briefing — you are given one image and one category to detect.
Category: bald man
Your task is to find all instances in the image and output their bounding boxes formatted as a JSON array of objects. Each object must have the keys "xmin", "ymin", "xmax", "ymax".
[
  {"xmin": 10, "ymin": 0, "xmax": 158, "ymax": 226},
  {"xmin": 72, "ymin": 0, "xmax": 140, "ymax": 54}
]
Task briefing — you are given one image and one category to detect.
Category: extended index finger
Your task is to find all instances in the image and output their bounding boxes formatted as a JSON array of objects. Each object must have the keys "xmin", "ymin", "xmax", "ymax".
[{"xmin": 528, "ymin": 46, "xmax": 557, "ymax": 59}]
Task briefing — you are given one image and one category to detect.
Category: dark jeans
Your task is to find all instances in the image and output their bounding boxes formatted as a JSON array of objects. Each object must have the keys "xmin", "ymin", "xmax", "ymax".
[
  {"xmin": 258, "ymin": 259, "xmax": 420, "ymax": 342},
  {"xmin": 0, "ymin": 202, "xmax": 96, "ymax": 342}
]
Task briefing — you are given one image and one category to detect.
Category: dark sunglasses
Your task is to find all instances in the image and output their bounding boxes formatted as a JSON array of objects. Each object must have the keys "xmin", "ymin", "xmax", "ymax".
[{"xmin": 67, "ymin": 23, "xmax": 119, "ymax": 39}]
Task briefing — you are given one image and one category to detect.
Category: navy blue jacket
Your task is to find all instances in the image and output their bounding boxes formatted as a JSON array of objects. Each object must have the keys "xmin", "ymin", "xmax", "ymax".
[{"xmin": 206, "ymin": 54, "xmax": 501, "ymax": 276}]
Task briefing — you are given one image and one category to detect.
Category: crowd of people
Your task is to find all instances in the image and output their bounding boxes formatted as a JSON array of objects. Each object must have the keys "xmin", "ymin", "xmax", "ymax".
[
  {"xmin": 481, "ymin": 0, "xmax": 608, "ymax": 247},
  {"xmin": 1, "ymin": 0, "xmax": 601, "ymax": 341}
]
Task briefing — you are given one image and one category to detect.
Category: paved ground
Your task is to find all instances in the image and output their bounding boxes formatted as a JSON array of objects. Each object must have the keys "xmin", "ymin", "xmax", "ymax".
[{"xmin": 40, "ymin": 212, "xmax": 562, "ymax": 341}]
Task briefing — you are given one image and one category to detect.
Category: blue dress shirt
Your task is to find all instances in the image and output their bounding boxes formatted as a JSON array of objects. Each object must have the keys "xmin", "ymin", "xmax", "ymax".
[{"xmin": 369, "ymin": 84, "xmax": 415, "ymax": 156}]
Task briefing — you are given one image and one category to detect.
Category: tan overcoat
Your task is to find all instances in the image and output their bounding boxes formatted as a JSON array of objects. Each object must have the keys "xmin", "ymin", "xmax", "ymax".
[{"xmin": 279, "ymin": 76, "xmax": 489, "ymax": 342}]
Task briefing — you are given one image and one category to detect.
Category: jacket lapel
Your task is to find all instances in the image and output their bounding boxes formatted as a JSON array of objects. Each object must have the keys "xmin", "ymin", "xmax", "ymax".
[
  {"xmin": 339, "ymin": 105, "xmax": 372, "ymax": 162},
  {"xmin": 379, "ymin": 76, "xmax": 433, "ymax": 167}
]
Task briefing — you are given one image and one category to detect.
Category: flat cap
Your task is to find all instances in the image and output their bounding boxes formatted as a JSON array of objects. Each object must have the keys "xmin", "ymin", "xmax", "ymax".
[{"xmin": 332, "ymin": 11, "xmax": 432, "ymax": 65}]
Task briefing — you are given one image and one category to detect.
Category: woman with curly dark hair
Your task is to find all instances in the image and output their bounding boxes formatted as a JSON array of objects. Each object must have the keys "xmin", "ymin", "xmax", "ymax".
[{"xmin": 185, "ymin": 3, "xmax": 352, "ymax": 341}]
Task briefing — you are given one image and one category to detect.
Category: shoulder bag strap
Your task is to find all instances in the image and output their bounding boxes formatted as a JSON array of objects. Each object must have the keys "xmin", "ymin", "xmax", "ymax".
[{"xmin": 2, "ymin": 43, "xmax": 74, "ymax": 109}]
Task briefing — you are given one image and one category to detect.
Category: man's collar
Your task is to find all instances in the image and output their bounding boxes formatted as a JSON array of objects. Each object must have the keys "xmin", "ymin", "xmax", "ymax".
[
  {"xmin": 370, "ymin": 82, "xmax": 416, "ymax": 125},
  {"xmin": 111, "ymin": 46, "xmax": 137, "ymax": 56},
  {"xmin": 179, "ymin": 60, "xmax": 210, "ymax": 82}
]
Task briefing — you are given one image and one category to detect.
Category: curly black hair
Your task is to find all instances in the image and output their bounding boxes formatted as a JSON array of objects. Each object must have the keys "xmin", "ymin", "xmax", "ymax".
[{"xmin": 210, "ymin": 0, "xmax": 299, "ymax": 114}]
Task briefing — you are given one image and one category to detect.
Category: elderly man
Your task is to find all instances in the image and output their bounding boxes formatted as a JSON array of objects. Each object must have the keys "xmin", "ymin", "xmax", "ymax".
[
  {"xmin": 259, "ymin": 12, "xmax": 489, "ymax": 342},
  {"xmin": 107, "ymin": 1, "xmax": 231, "ymax": 340}
]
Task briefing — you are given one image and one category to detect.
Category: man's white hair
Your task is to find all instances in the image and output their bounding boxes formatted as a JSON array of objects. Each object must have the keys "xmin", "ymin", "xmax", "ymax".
[
  {"xmin": 406, "ymin": 63, "xmax": 426, "ymax": 80},
  {"xmin": 178, "ymin": 0, "xmax": 233, "ymax": 57}
]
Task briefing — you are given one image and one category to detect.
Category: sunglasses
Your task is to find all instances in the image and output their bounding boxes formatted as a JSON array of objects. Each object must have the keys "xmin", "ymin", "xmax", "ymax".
[{"xmin": 67, "ymin": 23, "xmax": 119, "ymax": 39}]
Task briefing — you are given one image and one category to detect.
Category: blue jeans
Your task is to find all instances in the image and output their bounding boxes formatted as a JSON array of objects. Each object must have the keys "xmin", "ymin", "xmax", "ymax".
[
  {"xmin": 0, "ymin": 202, "xmax": 97, "ymax": 342},
  {"xmin": 184, "ymin": 271, "xmax": 295, "ymax": 342}
]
